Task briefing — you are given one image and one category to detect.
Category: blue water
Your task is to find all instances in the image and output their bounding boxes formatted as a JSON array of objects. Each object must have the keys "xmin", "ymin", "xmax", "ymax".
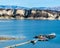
[{"xmin": 0, "ymin": 20, "xmax": 60, "ymax": 48}]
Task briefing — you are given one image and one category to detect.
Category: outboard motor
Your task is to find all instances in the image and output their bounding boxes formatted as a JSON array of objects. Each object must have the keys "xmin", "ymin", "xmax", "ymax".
[
  {"xmin": 48, "ymin": 33, "xmax": 56, "ymax": 39},
  {"xmin": 31, "ymin": 39, "xmax": 38, "ymax": 44}
]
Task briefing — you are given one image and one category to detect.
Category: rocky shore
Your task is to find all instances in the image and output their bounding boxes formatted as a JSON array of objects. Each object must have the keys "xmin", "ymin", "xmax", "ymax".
[
  {"xmin": 0, "ymin": 37, "xmax": 19, "ymax": 40},
  {"xmin": 0, "ymin": 6, "xmax": 60, "ymax": 20}
]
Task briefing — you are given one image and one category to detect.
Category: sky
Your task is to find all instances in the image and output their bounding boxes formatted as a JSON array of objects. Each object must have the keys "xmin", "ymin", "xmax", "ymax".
[{"xmin": 0, "ymin": 0, "xmax": 60, "ymax": 7}]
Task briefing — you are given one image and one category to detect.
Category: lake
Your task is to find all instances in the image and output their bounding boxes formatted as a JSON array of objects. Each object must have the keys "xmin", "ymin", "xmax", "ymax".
[{"xmin": 0, "ymin": 20, "xmax": 60, "ymax": 48}]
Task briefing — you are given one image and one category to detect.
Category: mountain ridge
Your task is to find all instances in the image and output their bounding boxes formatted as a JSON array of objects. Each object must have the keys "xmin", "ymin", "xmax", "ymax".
[{"xmin": 0, "ymin": 5, "xmax": 60, "ymax": 11}]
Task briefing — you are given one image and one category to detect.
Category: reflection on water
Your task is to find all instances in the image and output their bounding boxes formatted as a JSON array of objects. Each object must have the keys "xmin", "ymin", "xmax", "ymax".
[{"xmin": 0, "ymin": 20, "xmax": 60, "ymax": 48}]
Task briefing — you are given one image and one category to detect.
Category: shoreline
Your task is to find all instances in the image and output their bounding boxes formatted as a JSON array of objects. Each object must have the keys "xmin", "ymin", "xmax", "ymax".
[{"xmin": 0, "ymin": 17, "xmax": 59, "ymax": 20}]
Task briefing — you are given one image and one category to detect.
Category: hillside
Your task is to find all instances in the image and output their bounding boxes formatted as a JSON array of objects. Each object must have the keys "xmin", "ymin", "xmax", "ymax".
[{"xmin": 0, "ymin": 5, "xmax": 60, "ymax": 20}]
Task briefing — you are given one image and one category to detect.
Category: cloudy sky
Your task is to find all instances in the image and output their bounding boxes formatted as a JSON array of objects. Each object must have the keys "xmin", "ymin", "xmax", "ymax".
[{"xmin": 0, "ymin": 0, "xmax": 60, "ymax": 7}]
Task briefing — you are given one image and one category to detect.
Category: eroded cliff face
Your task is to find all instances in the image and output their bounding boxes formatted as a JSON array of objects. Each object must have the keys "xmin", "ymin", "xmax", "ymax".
[{"xmin": 0, "ymin": 8, "xmax": 60, "ymax": 20}]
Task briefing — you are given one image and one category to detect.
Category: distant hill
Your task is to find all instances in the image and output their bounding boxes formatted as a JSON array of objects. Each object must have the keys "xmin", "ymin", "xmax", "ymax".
[
  {"xmin": 31, "ymin": 7, "xmax": 60, "ymax": 11},
  {"xmin": 0, "ymin": 5, "xmax": 29, "ymax": 10},
  {"xmin": 0, "ymin": 5, "xmax": 60, "ymax": 11},
  {"xmin": 47, "ymin": 7, "xmax": 60, "ymax": 11}
]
